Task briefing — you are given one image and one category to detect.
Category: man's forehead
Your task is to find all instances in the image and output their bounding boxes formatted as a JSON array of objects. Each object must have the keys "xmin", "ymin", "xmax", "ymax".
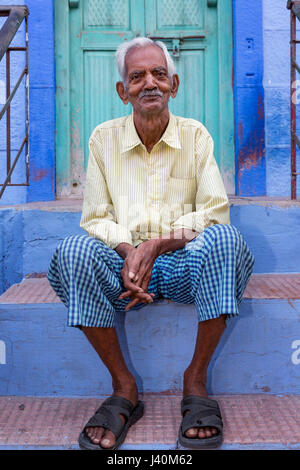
[{"xmin": 125, "ymin": 45, "xmax": 168, "ymax": 71}]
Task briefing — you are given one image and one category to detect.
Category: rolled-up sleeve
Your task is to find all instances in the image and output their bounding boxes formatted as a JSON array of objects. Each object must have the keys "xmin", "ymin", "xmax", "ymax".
[
  {"xmin": 171, "ymin": 129, "xmax": 230, "ymax": 233},
  {"xmin": 80, "ymin": 133, "xmax": 133, "ymax": 249}
]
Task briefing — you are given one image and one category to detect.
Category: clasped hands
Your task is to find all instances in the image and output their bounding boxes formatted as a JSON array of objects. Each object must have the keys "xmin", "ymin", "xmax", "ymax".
[
  {"xmin": 116, "ymin": 229, "xmax": 199, "ymax": 311},
  {"xmin": 117, "ymin": 239, "xmax": 161, "ymax": 311}
]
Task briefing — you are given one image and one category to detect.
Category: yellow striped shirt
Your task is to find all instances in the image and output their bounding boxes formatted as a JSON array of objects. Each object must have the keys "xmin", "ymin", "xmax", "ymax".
[{"xmin": 80, "ymin": 112, "xmax": 230, "ymax": 249}]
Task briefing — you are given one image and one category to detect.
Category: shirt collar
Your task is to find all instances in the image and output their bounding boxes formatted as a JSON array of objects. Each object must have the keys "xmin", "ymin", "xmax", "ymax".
[{"xmin": 121, "ymin": 111, "xmax": 181, "ymax": 154}]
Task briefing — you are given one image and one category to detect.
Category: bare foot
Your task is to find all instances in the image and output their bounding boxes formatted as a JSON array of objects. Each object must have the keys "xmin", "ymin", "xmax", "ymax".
[
  {"xmin": 85, "ymin": 382, "xmax": 138, "ymax": 448},
  {"xmin": 183, "ymin": 374, "xmax": 218, "ymax": 439}
]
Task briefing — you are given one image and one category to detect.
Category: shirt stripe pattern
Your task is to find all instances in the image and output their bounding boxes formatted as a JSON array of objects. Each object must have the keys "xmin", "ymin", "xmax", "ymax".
[{"xmin": 80, "ymin": 113, "xmax": 230, "ymax": 249}]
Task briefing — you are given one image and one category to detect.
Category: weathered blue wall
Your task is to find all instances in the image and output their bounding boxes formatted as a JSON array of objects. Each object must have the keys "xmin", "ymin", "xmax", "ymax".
[
  {"xmin": 263, "ymin": 0, "xmax": 300, "ymax": 197},
  {"xmin": 0, "ymin": 209, "xmax": 24, "ymax": 294},
  {"xmin": 233, "ymin": 0, "xmax": 266, "ymax": 196},
  {"xmin": 26, "ymin": 0, "xmax": 55, "ymax": 202},
  {"xmin": 0, "ymin": 0, "xmax": 55, "ymax": 206}
]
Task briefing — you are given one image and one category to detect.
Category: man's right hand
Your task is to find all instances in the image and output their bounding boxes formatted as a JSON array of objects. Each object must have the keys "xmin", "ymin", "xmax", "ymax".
[{"xmin": 115, "ymin": 243, "xmax": 154, "ymax": 310}]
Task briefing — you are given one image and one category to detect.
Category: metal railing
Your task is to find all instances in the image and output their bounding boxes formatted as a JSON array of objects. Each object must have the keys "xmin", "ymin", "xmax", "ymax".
[
  {"xmin": 0, "ymin": 5, "xmax": 29, "ymax": 199},
  {"xmin": 287, "ymin": 1, "xmax": 300, "ymax": 199}
]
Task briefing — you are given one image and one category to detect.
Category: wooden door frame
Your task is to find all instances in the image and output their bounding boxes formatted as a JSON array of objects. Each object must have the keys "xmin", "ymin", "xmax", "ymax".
[{"xmin": 55, "ymin": 0, "xmax": 235, "ymax": 197}]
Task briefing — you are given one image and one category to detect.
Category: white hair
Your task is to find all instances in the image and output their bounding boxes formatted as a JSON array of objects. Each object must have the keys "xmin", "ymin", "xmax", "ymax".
[{"xmin": 116, "ymin": 37, "xmax": 175, "ymax": 83}]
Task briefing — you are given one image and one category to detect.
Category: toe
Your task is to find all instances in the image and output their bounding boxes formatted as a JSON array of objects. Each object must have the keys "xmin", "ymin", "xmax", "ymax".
[
  {"xmin": 100, "ymin": 430, "xmax": 116, "ymax": 449},
  {"xmin": 197, "ymin": 427, "xmax": 218, "ymax": 439},
  {"xmin": 198, "ymin": 428, "xmax": 206, "ymax": 439},
  {"xmin": 86, "ymin": 426, "xmax": 104, "ymax": 444},
  {"xmin": 94, "ymin": 427, "xmax": 105, "ymax": 444},
  {"xmin": 184, "ymin": 427, "xmax": 198, "ymax": 438}
]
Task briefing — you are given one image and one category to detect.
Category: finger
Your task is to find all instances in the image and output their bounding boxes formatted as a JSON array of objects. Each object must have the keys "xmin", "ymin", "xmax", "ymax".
[
  {"xmin": 119, "ymin": 290, "xmax": 153, "ymax": 304},
  {"xmin": 140, "ymin": 276, "xmax": 152, "ymax": 294},
  {"xmin": 128, "ymin": 271, "xmax": 136, "ymax": 280},
  {"xmin": 127, "ymin": 257, "xmax": 143, "ymax": 281},
  {"xmin": 119, "ymin": 290, "xmax": 135, "ymax": 299},
  {"xmin": 134, "ymin": 275, "xmax": 155, "ymax": 301},
  {"xmin": 132, "ymin": 291, "xmax": 154, "ymax": 302},
  {"xmin": 119, "ymin": 287, "xmax": 145, "ymax": 300},
  {"xmin": 120, "ymin": 280, "xmax": 144, "ymax": 296},
  {"xmin": 127, "ymin": 290, "xmax": 154, "ymax": 304},
  {"xmin": 125, "ymin": 298, "xmax": 140, "ymax": 311}
]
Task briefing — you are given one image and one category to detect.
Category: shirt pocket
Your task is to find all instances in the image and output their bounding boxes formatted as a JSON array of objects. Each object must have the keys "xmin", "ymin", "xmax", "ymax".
[{"xmin": 162, "ymin": 176, "xmax": 196, "ymax": 222}]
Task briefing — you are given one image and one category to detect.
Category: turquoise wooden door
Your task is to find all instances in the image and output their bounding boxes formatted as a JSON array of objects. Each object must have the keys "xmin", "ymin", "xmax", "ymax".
[{"xmin": 55, "ymin": 0, "xmax": 234, "ymax": 197}]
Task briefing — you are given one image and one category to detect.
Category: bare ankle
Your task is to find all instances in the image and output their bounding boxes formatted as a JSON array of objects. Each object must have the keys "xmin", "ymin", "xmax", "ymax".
[
  {"xmin": 183, "ymin": 368, "xmax": 208, "ymax": 397},
  {"xmin": 112, "ymin": 375, "xmax": 138, "ymax": 402}
]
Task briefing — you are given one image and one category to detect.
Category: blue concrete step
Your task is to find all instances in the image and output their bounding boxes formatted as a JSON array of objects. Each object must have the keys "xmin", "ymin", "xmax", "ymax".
[
  {"xmin": 0, "ymin": 274, "xmax": 299, "ymax": 397},
  {"xmin": 1, "ymin": 197, "xmax": 300, "ymax": 295}
]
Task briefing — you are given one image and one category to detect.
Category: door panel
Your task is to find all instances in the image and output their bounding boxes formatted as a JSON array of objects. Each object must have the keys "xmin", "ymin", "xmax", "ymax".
[
  {"xmin": 145, "ymin": 0, "xmax": 220, "ymax": 167},
  {"xmin": 146, "ymin": 0, "xmax": 206, "ymax": 35},
  {"xmin": 84, "ymin": 52, "xmax": 132, "ymax": 166},
  {"xmin": 55, "ymin": 0, "xmax": 234, "ymax": 197},
  {"xmin": 168, "ymin": 50, "xmax": 205, "ymax": 124},
  {"xmin": 85, "ymin": 0, "xmax": 130, "ymax": 28}
]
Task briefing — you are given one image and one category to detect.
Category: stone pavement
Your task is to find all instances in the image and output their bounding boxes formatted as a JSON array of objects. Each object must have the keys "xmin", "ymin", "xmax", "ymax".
[{"xmin": 0, "ymin": 394, "xmax": 299, "ymax": 450}]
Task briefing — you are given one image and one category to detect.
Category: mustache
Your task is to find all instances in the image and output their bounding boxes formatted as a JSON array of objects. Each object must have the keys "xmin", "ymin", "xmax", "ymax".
[{"xmin": 138, "ymin": 89, "xmax": 163, "ymax": 98}]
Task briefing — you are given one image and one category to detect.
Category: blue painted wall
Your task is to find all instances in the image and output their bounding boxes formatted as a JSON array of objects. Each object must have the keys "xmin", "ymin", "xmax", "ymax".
[
  {"xmin": 263, "ymin": 0, "xmax": 300, "ymax": 197},
  {"xmin": 233, "ymin": 0, "xmax": 266, "ymax": 196},
  {"xmin": 26, "ymin": 0, "xmax": 55, "ymax": 202},
  {"xmin": 0, "ymin": 0, "xmax": 55, "ymax": 205}
]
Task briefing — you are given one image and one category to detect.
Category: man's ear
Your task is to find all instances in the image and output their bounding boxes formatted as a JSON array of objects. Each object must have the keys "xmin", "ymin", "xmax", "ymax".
[
  {"xmin": 116, "ymin": 81, "xmax": 129, "ymax": 104},
  {"xmin": 170, "ymin": 74, "xmax": 180, "ymax": 99}
]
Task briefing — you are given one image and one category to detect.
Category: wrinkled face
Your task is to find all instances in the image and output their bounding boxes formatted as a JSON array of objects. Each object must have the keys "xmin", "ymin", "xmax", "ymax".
[{"xmin": 116, "ymin": 45, "xmax": 179, "ymax": 116}]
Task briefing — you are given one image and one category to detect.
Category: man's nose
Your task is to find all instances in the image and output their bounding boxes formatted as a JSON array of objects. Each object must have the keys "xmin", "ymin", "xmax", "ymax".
[{"xmin": 144, "ymin": 73, "xmax": 156, "ymax": 89}]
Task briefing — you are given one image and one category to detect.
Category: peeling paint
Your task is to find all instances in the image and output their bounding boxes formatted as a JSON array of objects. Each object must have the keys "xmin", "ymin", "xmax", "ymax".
[
  {"xmin": 32, "ymin": 168, "xmax": 49, "ymax": 182},
  {"xmin": 234, "ymin": 0, "xmax": 266, "ymax": 197},
  {"xmin": 237, "ymin": 93, "xmax": 266, "ymax": 196}
]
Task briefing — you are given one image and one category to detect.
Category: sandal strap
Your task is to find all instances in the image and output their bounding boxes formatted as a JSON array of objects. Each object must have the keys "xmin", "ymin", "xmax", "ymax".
[
  {"xmin": 180, "ymin": 396, "xmax": 223, "ymax": 435},
  {"xmin": 83, "ymin": 396, "xmax": 135, "ymax": 439}
]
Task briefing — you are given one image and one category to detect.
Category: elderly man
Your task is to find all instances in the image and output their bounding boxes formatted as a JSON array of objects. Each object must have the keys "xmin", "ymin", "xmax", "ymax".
[{"xmin": 48, "ymin": 37, "xmax": 254, "ymax": 450}]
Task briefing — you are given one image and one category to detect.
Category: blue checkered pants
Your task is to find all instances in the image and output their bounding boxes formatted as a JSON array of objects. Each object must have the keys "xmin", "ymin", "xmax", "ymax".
[{"xmin": 47, "ymin": 224, "xmax": 254, "ymax": 328}]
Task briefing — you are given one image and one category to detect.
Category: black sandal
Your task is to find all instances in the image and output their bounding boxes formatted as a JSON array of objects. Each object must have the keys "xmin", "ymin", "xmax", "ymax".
[
  {"xmin": 178, "ymin": 395, "xmax": 223, "ymax": 449},
  {"xmin": 78, "ymin": 396, "xmax": 144, "ymax": 450}
]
